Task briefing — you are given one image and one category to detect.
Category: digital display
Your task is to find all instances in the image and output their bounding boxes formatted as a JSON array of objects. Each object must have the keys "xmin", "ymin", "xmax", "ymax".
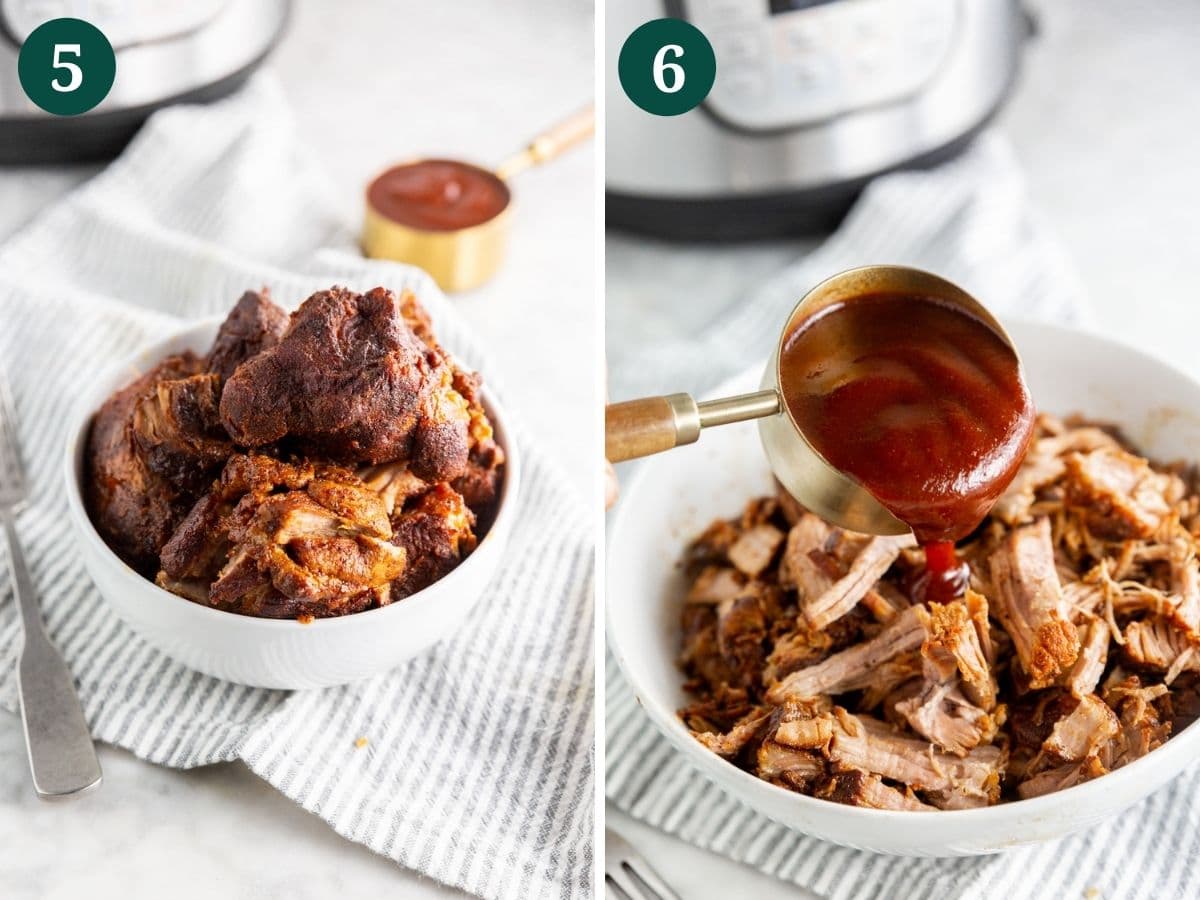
[{"xmin": 768, "ymin": 0, "xmax": 840, "ymax": 13}]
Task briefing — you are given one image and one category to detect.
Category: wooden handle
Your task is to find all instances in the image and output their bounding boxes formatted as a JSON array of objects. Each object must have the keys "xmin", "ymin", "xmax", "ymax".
[
  {"xmin": 529, "ymin": 105, "xmax": 595, "ymax": 163},
  {"xmin": 606, "ymin": 396, "xmax": 685, "ymax": 463},
  {"xmin": 496, "ymin": 105, "xmax": 594, "ymax": 179}
]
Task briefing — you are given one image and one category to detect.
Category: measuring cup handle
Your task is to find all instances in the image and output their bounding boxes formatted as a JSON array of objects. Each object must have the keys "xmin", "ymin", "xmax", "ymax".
[
  {"xmin": 605, "ymin": 394, "xmax": 700, "ymax": 463},
  {"xmin": 606, "ymin": 389, "xmax": 782, "ymax": 463},
  {"xmin": 496, "ymin": 106, "xmax": 595, "ymax": 180},
  {"xmin": 529, "ymin": 106, "xmax": 595, "ymax": 163}
]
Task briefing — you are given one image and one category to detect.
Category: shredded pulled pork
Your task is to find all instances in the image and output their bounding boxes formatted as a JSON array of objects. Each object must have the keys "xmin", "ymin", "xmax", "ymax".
[{"xmin": 677, "ymin": 414, "xmax": 1197, "ymax": 807}]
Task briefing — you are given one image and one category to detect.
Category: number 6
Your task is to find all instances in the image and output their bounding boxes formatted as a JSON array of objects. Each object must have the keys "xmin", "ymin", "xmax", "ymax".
[
  {"xmin": 653, "ymin": 44, "xmax": 685, "ymax": 94},
  {"xmin": 51, "ymin": 44, "xmax": 83, "ymax": 93}
]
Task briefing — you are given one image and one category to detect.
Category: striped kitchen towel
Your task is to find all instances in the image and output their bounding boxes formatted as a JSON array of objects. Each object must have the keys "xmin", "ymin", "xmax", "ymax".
[
  {"xmin": 0, "ymin": 76, "xmax": 592, "ymax": 900},
  {"xmin": 606, "ymin": 134, "xmax": 1200, "ymax": 899}
]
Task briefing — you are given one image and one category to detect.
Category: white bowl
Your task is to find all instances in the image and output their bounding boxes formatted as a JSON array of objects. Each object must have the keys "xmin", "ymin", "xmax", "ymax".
[
  {"xmin": 608, "ymin": 318, "xmax": 1200, "ymax": 856},
  {"xmin": 65, "ymin": 320, "xmax": 520, "ymax": 690}
]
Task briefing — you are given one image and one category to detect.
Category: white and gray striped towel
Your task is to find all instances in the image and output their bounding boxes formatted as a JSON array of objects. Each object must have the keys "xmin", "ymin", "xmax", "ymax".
[
  {"xmin": 606, "ymin": 134, "xmax": 1200, "ymax": 899},
  {"xmin": 0, "ymin": 76, "xmax": 592, "ymax": 900}
]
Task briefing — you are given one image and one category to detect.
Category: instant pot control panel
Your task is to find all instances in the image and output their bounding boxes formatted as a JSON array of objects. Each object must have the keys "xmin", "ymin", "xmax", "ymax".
[{"xmin": 677, "ymin": 0, "xmax": 960, "ymax": 131}]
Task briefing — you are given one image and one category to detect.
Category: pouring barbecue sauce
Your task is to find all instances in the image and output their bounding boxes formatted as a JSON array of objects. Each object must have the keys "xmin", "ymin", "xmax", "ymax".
[
  {"xmin": 779, "ymin": 293, "xmax": 1035, "ymax": 604},
  {"xmin": 367, "ymin": 159, "xmax": 510, "ymax": 232}
]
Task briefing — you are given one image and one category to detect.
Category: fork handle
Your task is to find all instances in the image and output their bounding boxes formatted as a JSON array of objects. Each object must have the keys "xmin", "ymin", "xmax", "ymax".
[{"xmin": 5, "ymin": 513, "xmax": 102, "ymax": 799}]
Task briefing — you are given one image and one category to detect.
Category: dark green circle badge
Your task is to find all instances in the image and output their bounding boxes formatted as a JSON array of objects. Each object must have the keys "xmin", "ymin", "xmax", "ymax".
[
  {"xmin": 618, "ymin": 18, "xmax": 716, "ymax": 117},
  {"xmin": 18, "ymin": 18, "xmax": 116, "ymax": 116}
]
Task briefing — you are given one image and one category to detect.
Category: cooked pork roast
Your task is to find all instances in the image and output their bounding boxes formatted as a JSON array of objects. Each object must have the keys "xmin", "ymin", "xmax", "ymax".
[
  {"xmin": 219, "ymin": 286, "xmax": 472, "ymax": 477},
  {"xmin": 678, "ymin": 413, "xmax": 1200, "ymax": 807},
  {"xmin": 85, "ymin": 286, "xmax": 504, "ymax": 619}
]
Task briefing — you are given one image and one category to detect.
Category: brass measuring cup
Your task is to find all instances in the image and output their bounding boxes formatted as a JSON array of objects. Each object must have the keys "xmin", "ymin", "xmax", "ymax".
[
  {"xmin": 605, "ymin": 266, "xmax": 1021, "ymax": 535},
  {"xmin": 362, "ymin": 105, "xmax": 594, "ymax": 293}
]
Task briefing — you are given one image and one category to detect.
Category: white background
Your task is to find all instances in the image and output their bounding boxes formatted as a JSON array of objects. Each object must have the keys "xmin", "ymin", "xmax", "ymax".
[
  {"xmin": 605, "ymin": 1, "xmax": 1200, "ymax": 898},
  {"xmin": 0, "ymin": 2, "xmax": 592, "ymax": 899}
]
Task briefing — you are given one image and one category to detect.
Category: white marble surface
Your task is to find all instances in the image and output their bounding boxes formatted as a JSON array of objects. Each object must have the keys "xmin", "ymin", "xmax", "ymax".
[
  {"xmin": 605, "ymin": 1, "xmax": 1200, "ymax": 898},
  {"xmin": 0, "ymin": 2, "xmax": 594, "ymax": 899}
]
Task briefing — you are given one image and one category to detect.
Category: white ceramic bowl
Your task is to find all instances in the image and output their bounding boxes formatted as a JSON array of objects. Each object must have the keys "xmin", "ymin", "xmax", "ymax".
[
  {"xmin": 65, "ymin": 320, "xmax": 520, "ymax": 690},
  {"xmin": 608, "ymin": 319, "xmax": 1200, "ymax": 856}
]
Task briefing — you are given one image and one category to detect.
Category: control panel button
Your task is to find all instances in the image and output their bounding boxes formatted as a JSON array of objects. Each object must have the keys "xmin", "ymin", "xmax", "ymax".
[
  {"xmin": 789, "ymin": 54, "xmax": 837, "ymax": 91},
  {"xmin": 776, "ymin": 19, "xmax": 830, "ymax": 58},
  {"xmin": 717, "ymin": 69, "xmax": 768, "ymax": 104},
  {"xmin": 714, "ymin": 28, "xmax": 765, "ymax": 66}
]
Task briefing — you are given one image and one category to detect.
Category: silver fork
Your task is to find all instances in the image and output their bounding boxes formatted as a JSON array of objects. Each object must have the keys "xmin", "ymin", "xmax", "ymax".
[
  {"xmin": 0, "ymin": 373, "xmax": 102, "ymax": 799},
  {"xmin": 605, "ymin": 830, "xmax": 682, "ymax": 900}
]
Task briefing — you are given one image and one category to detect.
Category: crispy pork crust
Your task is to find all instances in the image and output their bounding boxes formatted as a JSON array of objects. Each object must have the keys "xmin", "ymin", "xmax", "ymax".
[
  {"xmin": 205, "ymin": 289, "xmax": 288, "ymax": 382},
  {"xmin": 219, "ymin": 286, "xmax": 471, "ymax": 477}
]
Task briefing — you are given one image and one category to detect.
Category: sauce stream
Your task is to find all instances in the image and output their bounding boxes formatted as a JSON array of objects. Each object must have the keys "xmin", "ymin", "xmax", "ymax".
[{"xmin": 779, "ymin": 292, "xmax": 1035, "ymax": 602}]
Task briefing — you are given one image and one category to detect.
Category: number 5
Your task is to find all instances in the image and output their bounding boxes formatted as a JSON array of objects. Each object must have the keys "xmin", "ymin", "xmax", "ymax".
[
  {"xmin": 653, "ymin": 44, "xmax": 685, "ymax": 94},
  {"xmin": 51, "ymin": 44, "xmax": 83, "ymax": 93}
]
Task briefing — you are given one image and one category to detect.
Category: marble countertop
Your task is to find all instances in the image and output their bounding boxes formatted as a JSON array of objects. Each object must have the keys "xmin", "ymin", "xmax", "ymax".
[
  {"xmin": 0, "ymin": 2, "xmax": 592, "ymax": 899},
  {"xmin": 605, "ymin": 1, "xmax": 1200, "ymax": 897}
]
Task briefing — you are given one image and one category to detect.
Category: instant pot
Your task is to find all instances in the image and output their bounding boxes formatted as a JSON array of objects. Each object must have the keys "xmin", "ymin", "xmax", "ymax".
[
  {"xmin": 0, "ymin": 0, "xmax": 289, "ymax": 164},
  {"xmin": 607, "ymin": 0, "xmax": 1028, "ymax": 239}
]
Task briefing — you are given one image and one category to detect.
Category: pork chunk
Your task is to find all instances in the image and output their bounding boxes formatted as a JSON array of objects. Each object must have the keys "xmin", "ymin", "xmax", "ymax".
[
  {"xmin": 205, "ymin": 289, "xmax": 288, "ymax": 381},
  {"xmin": 922, "ymin": 595, "xmax": 997, "ymax": 710},
  {"xmin": 894, "ymin": 680, "xmax": 997, "ymax": 756},
  {"xmin": 728, "ymin": 523, "xmax": 785, "ymax": 577},
  {"xmin": 826, "ymin": 712, "xmax": 1003, "ymax": 807},
  {"xmin": 1066, "ymin": 619, "xmax": 1110, "ymax": 696},
  {"xmin": 160, "ymin": 454, "xmax": 407, "ymax": 618},
  {"xmin": 86, "ymin": 353, "xmax": 206, "ymax": 571},
  {"xmin": 814, "ymin": 767, "xmax": 935, "ymax": 811},
  {"xmin": 1041, "ymin": 694, "xmax": 1119, "ymax": 762},
  {"xmin": 220, "ymin": 286, "xmax": 472, "ymax": 477},
  {"xmin": 757, "ymin": 740, "xmax": 825, "ymax": 788},
  {"xmin": 686, "ymin": 566, "xmax": 747, "ymax": 606},
  {"xmin": 132, "ymin": 372, "xmax": 231, "ymax": 495},
  {"xmin": 802, "ymin": 533, "xmax": 916, "ymax": 630},
  {"xmin": 389, "ymin": 483, "xmax": 477, "ymax": 600},
  {"xmin": 1017, "ymin": 756, "xmax": 1107, "ymax": 800},
  {"xmin": 1122, "ymin": 618, "xmax": 1199, "ymax": 677},
  {"xmin": 692, "ymin": 707, "xmax": 771, "ymax": 759},
  {"xmin": 767, "ymin": 605, "xmax": 928, "ymax": 703},
  {"xmin": 1064, "ymin": 448, "xmax": 1172, "ymax": 539},
  {"xmin": 1102, "ymin": 677, "xmax": 1172, "ymax": 766},
  {"xmin": 993, "ymin": 425, "xmax": 1120, "ymax": 526},
  {"xmin": 447, "ymin": 366, "xmax": 506, "ymax": 516},
  {"xmin": 988, "ymin": 519, "xmax": 1080, "ymax": 688}
]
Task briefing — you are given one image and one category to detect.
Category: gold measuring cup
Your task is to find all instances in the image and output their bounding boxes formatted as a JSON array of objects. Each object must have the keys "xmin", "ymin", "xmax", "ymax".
[
  {"xmin": 362, "ymin": 105, "xmax": 594, "ymax": 293},
  {"xmin": 605, "ymin": 265, "xmax": 1020, "ymax": 535}
]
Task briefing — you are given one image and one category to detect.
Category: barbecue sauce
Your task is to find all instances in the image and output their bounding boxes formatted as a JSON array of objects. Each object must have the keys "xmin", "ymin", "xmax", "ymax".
[
  {"xmin": 779, "ymin": 293, "xmax": 1035, "ymax": 603},
  {"xmin": 367, "ymin": 159, "xmax": 509, "ymax": 232}
]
